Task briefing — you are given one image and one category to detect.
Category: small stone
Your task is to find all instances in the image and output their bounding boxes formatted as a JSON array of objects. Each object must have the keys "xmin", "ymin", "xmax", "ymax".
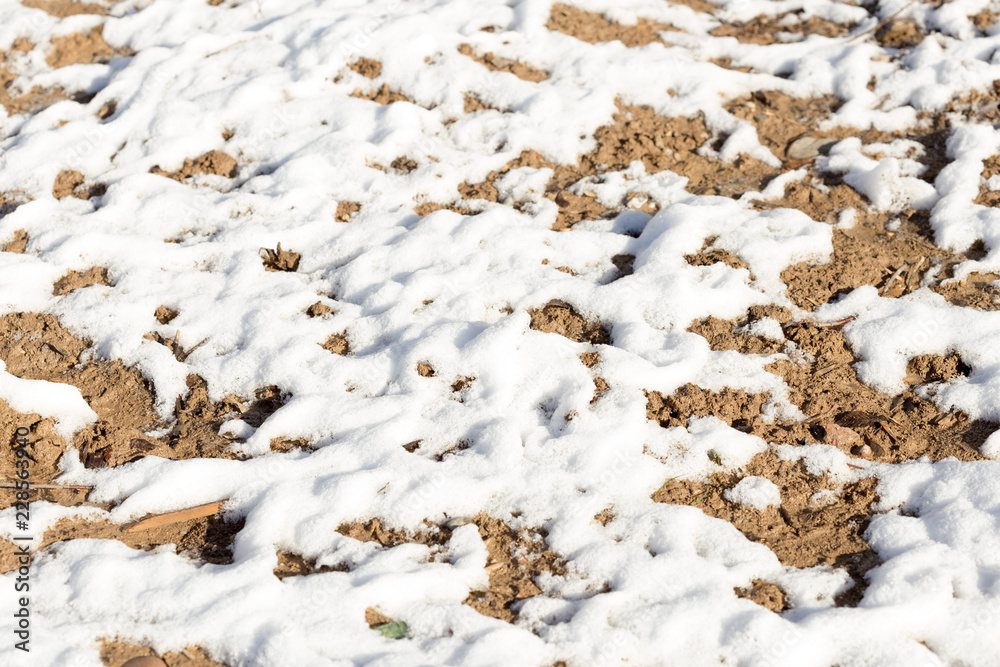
[
  {"xmin": 121, "ymin": 658, "xmax": 167, "ymax": 667},
  {"xmin": 625, "ymin": 192, "xmax": 648, "ymax": 209},
  {"xmin": 822, "ymin": 423, "xmax": 861, "ymax": 448},
  {"xmin": 852, "ymin": 444, "xmax": 874, "ymax": 460},
  {"xmin": 786, "ymin": 135, "xmax": 838, "ymax": 160}
]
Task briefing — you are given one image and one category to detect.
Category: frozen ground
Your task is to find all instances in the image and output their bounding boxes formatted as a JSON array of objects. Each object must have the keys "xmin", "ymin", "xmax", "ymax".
[{"xmin": 1, "ymin": 0, "xmax": 1000, "ymax": 665}]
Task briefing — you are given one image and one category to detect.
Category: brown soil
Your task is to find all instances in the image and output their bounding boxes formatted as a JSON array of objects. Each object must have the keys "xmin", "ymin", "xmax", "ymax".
[
  {"xmin": 47, "ymin": 25, "xmax": 126, "ymax": 68},
  {"xmin": 320, "ymin": 333, "xmax": 350, "ymax": 355},
  {"xmin": 547, "ymin": 4, "xmax": 677, "ymax": 47},
  {"xmin": 710, "ymin": 15, "xmax": 851, "ymax": 45},
  {"xmin": 875, "ymin": 18, "xmax": 924, "ymax": 49},
  {"xmin": 364, "ymin": 607, "xmax": 393, "ymax": 627},
  {"xmin": 273, "ymin": 551, "xmax": 347, "ymax": 579},
  {"xmin": 528, "ymin": 300, "xmax": 610, "ymax": 345},
  {"xmin": 23, "ymin": 0, "xmax": 107, "ymax": 17},
  {"xmin": 976, "ymin": 154, "xmax": 1000, "ymax": 209},
  {"xmin": 416, "ymin": 361, "xmax": 435, "ymax": 377},
  {"xmin": 350, "ymin": 84, "xmax": 414, "ymax": 106},
  {"xmin": 2, "ymin": 229, "xmax": 29, "ymax": 253},
  {"xmin": 335, "ymin": 200, "xmax": 361, "ymax": 222},
  {"xmin": 259, "ymin": 243, "xmax": 300, "ymax": 272},
  {"xmin": 53, "ymin": 169, "xmax": 106, "ymax": 200},
  {"xmin": 780, "ymin": 208, "xmax": 986, "ymax": 310},
  {"xmin": 931, "ymin": 273, "xmax": 1000, "ymax": 310},
  {"xmin": 463, "ymin": 515, "xmax": 565, "ymax": 622},
  {"xmin": 150, "ymin": 151, "xmax": 238, "ymax": 181},
  {"xmin": 456, "ymin": 100, "xmax": 778, "ymax": 229},
  {"xmin": 305, "ymin": 302, "xmax": 333, "ymax": 318},
  {"xmin": 336, "ymin": 517, "xmax": 447, "ymax": 549},
  {"xmin": 671, "ymin": 315, "xmax": 996, "ymax": 463},
  {"xmin": 348, "ymin": 57, "xmax": 381, "ymax": 79},
  {"xmin": 1, "ymin": 40, "xmax": 72, "ymax": 115},
  {"xmin": 736, "ymin": 579, "xmax": 788, "ymax": 612},
  {"xmin": 0, "ymin": 512, "xmax": 243, "ymax": 576},
  {"xmin": 457, "ymin": 44, "xmax": 547, "ymax": 82},
  {"xmin": 685, "ymin": 238, "xmax": 750, "ymax": 272},
  {"xmin": 655, "ymin": 451, "xmax": 879, "ymax": 605},
  {"xmin": 53, "ymin": 266, "xmax": 111, "ymax": 295},
  {"xmin": 99, "ymin": 640, "xmax": 228, "ymax": 667},
  {"xmin": 0, "ymin": 313, "xmax": 284, "ymax": 502},
  {"xmin": 155, "ymin": 306, "xmax": 179, "ymax": 324}
]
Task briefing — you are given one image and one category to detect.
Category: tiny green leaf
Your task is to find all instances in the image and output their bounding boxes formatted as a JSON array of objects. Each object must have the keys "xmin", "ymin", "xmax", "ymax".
[{"xmin": 374, "ymin": 621, "xmax": 408, "ymax": 639}]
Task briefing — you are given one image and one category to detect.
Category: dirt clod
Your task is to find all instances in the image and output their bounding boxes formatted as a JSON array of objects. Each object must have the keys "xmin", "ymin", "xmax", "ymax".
[
  {"xmin": 348, "ymin": 57, "xmax": 382, "ymax": 79},
  {"xmin": 151, "ymin": 150, "xmax": 238, "ymax": 181},
  {"xmin": 321, "ymin": 333, "xmax": 350, "ymax": 355},
  {"xmin": 53, "ymin": 266, "xmax": 110, "ymax": 295},
  {"xmin": 736, "ymin": 580, "xmax": 788, "ymax": 612},
  {"xmin": 458, "ymin": 43, "xmax": 547, "ymax": 82},
  {"xmin": 52, "ymin": 169, "xmax": 104, "ymax": 200},
  {"xmin": 260, "ymin": 243, "xmax": 300, "ymax": 272},
  {"xmin": 336, "ymin": 201, "xmax": 361, "ymax": 222},
  {"xmin": 2, "ymin": 229, "xmax": 29, "ymax": 254},
  {"xmin": 529, "ymin": 300, "xmax": 610, "ymax": 345}
]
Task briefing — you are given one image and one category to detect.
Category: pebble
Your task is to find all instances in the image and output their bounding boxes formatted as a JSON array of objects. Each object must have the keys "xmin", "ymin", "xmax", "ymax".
[
  {"xmin": 786, "ymin": 135, "xmax": 838, "ymax": 160},
  {"xmin": 121, "ymin": 658, "xmax": 167, "ymax": 667},
  {"xmin": 852, "ymin": 444, "xmax": 874, "ymax": 460},
  {"xmin": 822, "ymin": 423, "xmax": 861, "ymax": 448},
  {"xmin": 625, "ymin": 192, "xmax": 649, "ymax": 209}
]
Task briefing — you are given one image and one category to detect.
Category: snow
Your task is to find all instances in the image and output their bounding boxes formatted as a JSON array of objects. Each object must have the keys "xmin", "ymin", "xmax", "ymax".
[
  {"xmin": 0, "ymin": 0, "xmax": 998, "ymax": 665},
  {"xmin": 723, "ymin": 475, "xmax": 782, "ymax": 510}
]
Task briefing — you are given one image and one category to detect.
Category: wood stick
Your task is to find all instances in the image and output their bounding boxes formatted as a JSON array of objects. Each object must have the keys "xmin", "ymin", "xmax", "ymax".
[
  {"xmin": 880, "ymin": 264, "xmax": 908, "ymax": 295},
  {"xmin": 813, "ymin": 316, "xmax": 856, "ymax": 328},
  {"xmin": 0, "ymin": 482, "xmax": 93, "ymax": 490},
  {"xmin": 124, "ymin": 499, "xmax": 227, "ymax": 533},
  {"xmin": 847, "ymin": 0, "xmax": 917, "ymax": 44}
]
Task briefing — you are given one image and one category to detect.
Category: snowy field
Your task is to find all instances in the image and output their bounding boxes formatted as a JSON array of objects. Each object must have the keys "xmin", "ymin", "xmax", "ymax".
[{"xmin": 2, "ymin": 0, "xmax": 1000, "ymax": 665}]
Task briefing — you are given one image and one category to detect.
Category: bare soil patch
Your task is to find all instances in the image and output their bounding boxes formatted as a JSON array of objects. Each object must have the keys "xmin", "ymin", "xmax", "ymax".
[
  {"xmin": 47, "ymin": 25, "xmax": 128, "ymax": 68},
  {"xmin": 335, "ymin": 200, "xmax": 361, "ymax": 222},
  {"xmin": 685, "ymin": 237, "xmax": 750, "ymax": 271},
  {"xmin": 53, "ymin": 266, "xmax": 111, "ymax": 295},
  {"xmin": 0, "ymin": 512, "xmax": 242, "ymax": 575},
  {"xmin": 348, "ymin": 57, "xmax": 381, "ymax": 79},
  {"xmin": 462, "ymin": 514, "xmax": 565, "ymax": 623},
  {"xmin": 53, "ymin": 169, "xmax": 106, "ymax": 200},
  {"xmin": 710, "ymin": 15, "xmax": 851, "ymax": 45},
  {"xmin": 99, "ymin": 640, "xmax": 228, "ymax": 667},
  {"xmin": 1, "ymin": 40, "xmax": 72, "ymax": 115},
  {"xmin": 350, "ymin": 84, "xmax": 415, "ymax": 106},
  {"xmin": 528, "ymin": 300, "xmax": 610, "ymax": 345},
  {"xmin": 259, "ymin": 243, "xmax": 300, "ymax": 272},
  {"xmin": 655, "ymin": 451, "xmax": 879, "ymax": 605},
  {"xmin": 320, "ymin": 333, "xmax": 350, "ymax": 355},
  {"xmin": 457, "ymin": 101, "xmax": 777, "ymax": 229},
  {"xmin": 673, "ymin": 315, "xmax": 997, "ymax": 463},
  {"xmin": 273, "ymin": 551, "xmax": 347, "ymax": 579},
  {"xmin": 150, "ymin": 151, "xmax": 238, "ymax": 181},
  {"xmin": 2, "ymin": 229, "xmax": 29, "ymax": 253},
  {"xmin": 458, "ymin": 44, "xmax": 548, "ymax": 82},
  {"xmin": 780, "ymin": 208, "xmax": 988, "ymax": 310},
  {"xmin": 547, "ymin": 4, "xmax": 677, "ymax": 47},
  {"xmin": 23, "ymin": 0, "xmax": 107, "ymax": 17},
  {"xmin": 736, "ymin": 579, "xmax": 788, "ymax": 612}
]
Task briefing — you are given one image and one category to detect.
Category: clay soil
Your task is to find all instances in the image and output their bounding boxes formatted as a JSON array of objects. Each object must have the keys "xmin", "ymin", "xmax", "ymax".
[{"xmin": 3, "ymin": 5, "xmax": 1000, "ymax": 664}]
